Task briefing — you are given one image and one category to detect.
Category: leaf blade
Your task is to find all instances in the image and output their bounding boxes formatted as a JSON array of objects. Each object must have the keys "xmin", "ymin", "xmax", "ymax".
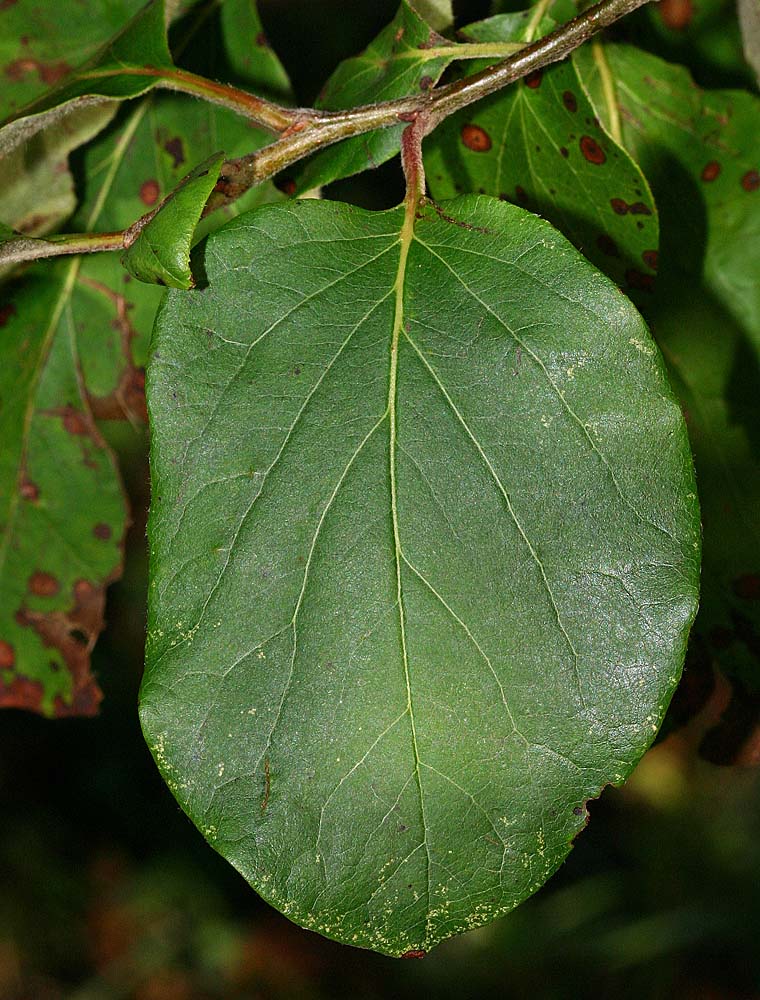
[{"xmin": 142, "ymin": 194, "xmax": 700, "ymax": 954}]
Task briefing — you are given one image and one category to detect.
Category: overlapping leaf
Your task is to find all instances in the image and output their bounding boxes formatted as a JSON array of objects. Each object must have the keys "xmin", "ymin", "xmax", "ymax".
[
  {"xmin": 142, "ymin": 194, "xmax": 699, "ymax": 955},
  {"xmin": 577, "ymin": 43, "xmax": 760, "ymax": 750},
  {"xmin": 425, "ymin": 12, "xmax": 659, "ymax": 293},
  {"xmin": 0, "ymin": 4, "xmax": 292, "ymax": 714},
  {"xmin": 122, "ymin": 152, "xmax": 225, "ymax": 289},
  {"xmin": 289, "ymin": 2, "xmax": 453, "ymax": 194}
]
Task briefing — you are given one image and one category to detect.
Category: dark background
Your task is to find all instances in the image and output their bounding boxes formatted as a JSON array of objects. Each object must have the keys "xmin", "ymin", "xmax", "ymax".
[{"xmin": 1, "ymin": 2, "xmax": 759, "ymax": 997}]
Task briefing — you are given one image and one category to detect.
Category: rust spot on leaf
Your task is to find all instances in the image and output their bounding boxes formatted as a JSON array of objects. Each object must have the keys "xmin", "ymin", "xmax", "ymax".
[
  {"xmin": 562, "ymin": 90, "xmax": 577, "ymax": 112},
  {"xmin": 401, "ymin": 950, "xmax": 426, "ymax": 959},
  {"xmin": 15, "ymin": 576, "xmax": 112, "ymax": 717},
  {"xmin": 625, "ymin": 268, "xmax": 655, "ymax": 292},
  {"xmin": 630, "ymin": 202, "xmax": 652, "ymax": 215},
  {"xmin": 0, "ymin": 674, "xmax": 44, "ymax": 711},
  {"xmin": 579, "ymin": 135, "xmax": 605, "ymax": 165},
  {"xmin": 560, "ymin": 146, "xmax": 569, "ymax": 158},
  {"xmin": 0, "ymin": 640, "xmax": 14, "ymax": 668},
  {"xmin": 461, "ymin": 124, "xmax": 492, "ymax": 152},
  {"xmin": 610, "ymin": 197, "xmax": 628, "ymax": 214},
  {"xmin": 741, "ymin": 170, "xmax": 760, "ymax": 192},
  {"xmin": 139, "ymin": 179, "xmax": 160, "ymax": 205},
  {"xmin": 29, "ymin": 571, "xmax": 60, "ymax": 597},
  {"xmin": 419, "ymin": 75, "xmax": 433, "ymax": 91},
  {"xmin": 61, "ymin": 405, "xmax": 89, "ymax": 435},
  {"xmin": 274, "ymin": 176, "xmax": 297, "ymax": 195},
  {"xmin": 642, "ymin": 249, "xmax": 659, "ymax": 270},
  {"xmin": 659, "ymin": 0, "xmax": 694, "ymax": 30},
  {"xmin": 0, "ymin": 0, "xmax": 19, "ymax": 9},
  {"xmin": 734, "ymin": 574, "xmax": 760, "ymax": 600},
  {"xmin": 163, "ymin": 136, "xmax": 185, "ymax": 169},
  {"xmin": 93, "ymin": 523, "xmax": 112, "ymax": 540},
  {"xmin": 524, "ymin": 70, "xmax": 542, "ymax": 89},
  {"xmin": 78, "ymin": 276, "xmax": 148, "ymax": 423},
  {"xmin": 5, "ymin": 57, "xmax": 70, "ymax": 85},
  {"xmin": 701, "ymin": 160, "xmax": 721, "ymax": 182},
  {"xmin": 0, "ymin": 303, "xmax": 17, "ymax": 326},
  {"xmin": 20, "ymin": 477, "xmax": 39, "ymax": 501}
]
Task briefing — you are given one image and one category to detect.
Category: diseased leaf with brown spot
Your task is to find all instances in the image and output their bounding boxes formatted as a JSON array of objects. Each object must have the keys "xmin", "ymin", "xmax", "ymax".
[
  {"xmin": 0, "ymin": 265, "xmax": 127, "ymax": 716},
  {"xmin": 424, "ymin": 12, "xmax": 660, "ymax": 295},
  {"xmin": 577, "ymin": 43, "xmax": 760, "ymax": 723}
]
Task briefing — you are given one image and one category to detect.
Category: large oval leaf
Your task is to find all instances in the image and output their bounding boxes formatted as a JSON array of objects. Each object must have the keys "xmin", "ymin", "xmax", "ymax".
[{"xmin": 141, "ymin": 195, "xmax": 700, "ymax": 955}]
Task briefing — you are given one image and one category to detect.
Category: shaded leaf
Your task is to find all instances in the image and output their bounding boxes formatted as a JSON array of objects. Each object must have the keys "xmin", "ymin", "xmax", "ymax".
[
  {"xmin": 577, "ymin": 43, "xmax": 760, "ymax": 697},
  {"xmin": 424, "ymin": 12, "xmax": 659, "ymax": 293},
  {"xmin": 289, "ymin": 2, "xmax": 452, "ymax": 194},
  {"xmin": 142, "ymin": 195, "xmax": 699, "ymax": 955},
  {"xmin": 122, "ymin": 152, "xmax": 225, "ymax": 289},
  {"xmin": 0, "ymin": 104, "xmax": 116, "ymax": 241}
]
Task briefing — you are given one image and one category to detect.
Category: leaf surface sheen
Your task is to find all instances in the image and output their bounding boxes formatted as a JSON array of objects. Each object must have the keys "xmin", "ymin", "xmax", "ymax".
[{"xmin": 142, "ymin": 194, "xmax": 699, "ymax": 955}]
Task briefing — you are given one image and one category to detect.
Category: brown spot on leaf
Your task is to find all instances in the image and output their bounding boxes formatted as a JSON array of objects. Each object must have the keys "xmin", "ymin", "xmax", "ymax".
[
  {"xmin": 625, "ymin": 268, "xmax": 655, "ymax": 292},
  {"xmin": 524, "ymin": 70, "xmax": 542, "ymax": 89},
  {"xmin": 734, "ymin": 574, "xmax": 760, "ymax": 600},
  {"xmin": 401, "ymin": 950, "xmax": 426, "ymax": 959},
  {"xmin": 514, "ymin": 185, "xmax": 529, "ymax": 205},
  {"xmin": 642, "ymin": 249, "xmax": 659, "ymax": 270},
  {"xmin": 20, "ymin": 477, "xmax": 39, "ymax": 501},
  {"xmin": 0, "ymin": 0, "xmax": 19, "ymax": 9},
  {"xmin": 562, "ymin": 90, "xmax": 578, "ymax": 112},
  {"xmin": 610, "ymin": 197, "xmax": 628, "ymax": 215},
  {"xmin": 461, "ymin": 123, "xmax": 492, "ymax": 152},
  {"xmin": 560, "ymin": 146, "xmax": 569, "ymax": 158},
  {"xmin": 741, "ymin": 170, "xmax": 760, "ymax": 192},
  {"xmin": 419, "ymin": 75, "xmax": 433, "ymax": 91},
  {"xmin": 0, "ymin": 674, "xmax": 44, "ymax": 711},
  {"xmin": 163, "ymin": 136, "xmax": 185, "ymax": 169},
  {"xmin": 0, "ymin": 640, "xmax": 14, "ymax": 669},
  {"xmin": 5, "ymin": 57, "xmax": 70, "ymax": 85},
  {"xmin": 29, "ymin": 571, "xmax": 60, "ymax": 597},
  {"xmin": 579, "ymin": 135, "xmax": 606, "ymax": 165},
  {"xmin": 629, "ymin": 201, "xmax": 652, "ymax": 215},
  {"xmin": 60, "ymin": 405, "xmax": 89, "ymax": 435},
  {"xmin": 0, "ymin": 303, "xmax": 17, "ymax": 326},
  {"xmin": 274, "ymin": 176, "xmax": 297, "ymax": 195},
  {"xmin": 139, "ymin": 179, "xmax": 160, "ymax": 205},
  {"xmin": 659, "ymin": 0, "xmax": 694, "ymax": 30},
  {"xmin": 597, "ymin": 235, "xmax": 619, "ymax": 257},
  {"xmin": 255, "ymin": 31, "xmax": 269, "ymax": 46},
  {"xmin": 78, "ymin": 276, "xmax": 148, "ymax": 422},
  {"xmin": 701, "ymin": 160, "xmax": 721, "ymax": 182},
  {"xmin": 14, "ymin": 575, "xmax": 113, "ymax": 717},
  {"xmin": 93, "ymin": 523, "xmax": 112, "ymax": 540}
]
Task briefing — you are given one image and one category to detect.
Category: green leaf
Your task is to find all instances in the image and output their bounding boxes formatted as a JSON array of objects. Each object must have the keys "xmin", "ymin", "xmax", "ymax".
[
  {"xmin": 0, "ymin": 0, "xmax": 138, "ymax": 121},
  {"xmin": 142, "ymin": 194, "xmax": 699, "ymax": 955},
  {"xmin": 424, "ymin": 13, "xmax": 659, "ymax": 294},
  {"xmin": 0, "ymin": 0, "xmax": 172, "ymax": 152},
  {"xmin": 0, "ymin": 104, "xmax": 117, "ymax": 241},
  {"xmin": 122, "ymin": 152, "xmax": 225, "ymax": 289},
  {"xmin": 220, "ymin": 0, "xmax": 293, "ymax": 99},
  {"xmin": 289, "ymin": 2, "xmax": 453, "ymax": 194},
  {"xmin": 0, "ymin": 265, "xmax": 127, "ymax": 716},
  {"xmin": 576, "ymin": 43, "xmax": 760, "ymax": 699},
  {"xmin": 0, "ymin": 7, "xmax": 294, "ymax": 714},
  {"xmin": 409, "ymin": 0, "xmax": 454, "ymax": 31}
]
